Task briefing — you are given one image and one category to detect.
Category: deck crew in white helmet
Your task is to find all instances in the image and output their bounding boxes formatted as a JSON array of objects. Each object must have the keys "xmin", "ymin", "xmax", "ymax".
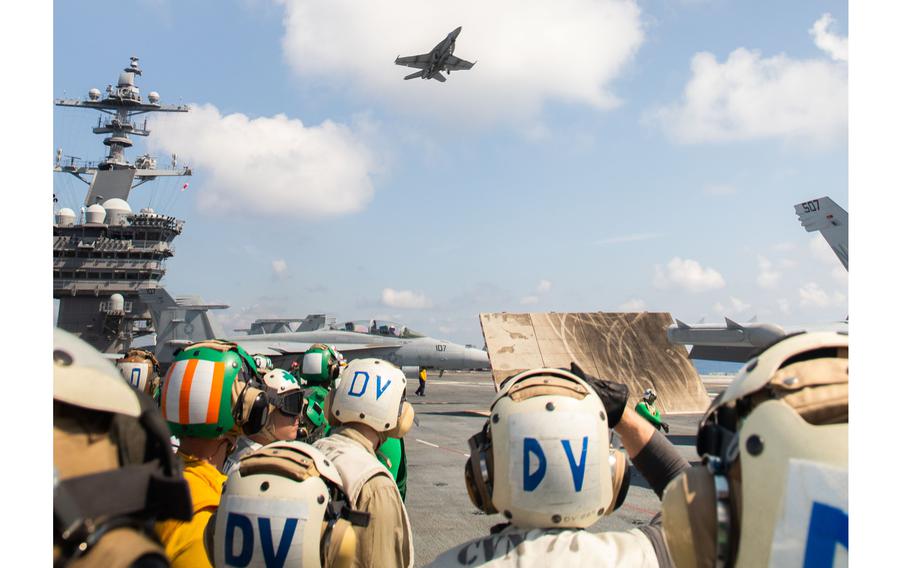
[
  {"xmin": 314, "ymin": 358, "xmax": 415, "ymax": 568},
  {"xmin": 661, "ymin": 331, "xmax": 848, "ymax": 568},
  {"xmin": 429, "ymin": 364, "xmax": 689, "ymax": 568},
  {"xmin": 223, "ymin": 368, "xmax": 306, "ymax": 475},
  {"xmin": 209, "ymin": 440, "xmax": 371, "ymax": 568}
]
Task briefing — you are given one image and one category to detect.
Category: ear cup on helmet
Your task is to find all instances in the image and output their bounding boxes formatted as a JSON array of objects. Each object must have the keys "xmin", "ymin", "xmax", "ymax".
[
  {"xmin": 464, "ymin": 428, "xmax": 496, "ymax": 514},
  {"xmin": 329, "ymin": 361, "xmax": 340, "ymax": 381},
  {"xmin": 387, "ymin": 401, "xmax": 414, "ymax": 438},
  {"xmin": 324, "ymin": 518, "xmax": 356, "ymax": 568},
  {"xmin": 232, "ymin": 381, "xmax": 269, "ymax": 436},
  {"xmin": 608, "ymin": 449, "xmax": 631, "ymax": 514}
]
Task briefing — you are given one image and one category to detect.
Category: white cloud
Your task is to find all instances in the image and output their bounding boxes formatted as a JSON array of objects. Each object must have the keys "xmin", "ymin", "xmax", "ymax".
[
  {"xmin": 647, "ymin": 17, "xmax": 847, "ymax": 145},
  {"xmin": 271, "ymin": 259, "xmax": 288, "ymax": 278},
  {"xmin": 536, "ymin": 280, "xmax": 552, "ymax": 294},
  {"xmin": 618, "ymin": 298, "xmax": 646, "ymax": 311},
  {"xmin": 594, "ymin": 233, "xmax": 662, "ymax": 246},
  {"xmin": 811, "ymin": 13, "xmax": 848, "ymax": 62},
  {"xmin": 150, "ymin": 104, "xmax": 377, "ymax": 219},
  {"xmin": 519, "ymin": 295, "xmax": 540, "ymax": 305},
  {"xmin": 381, "ymin": 288, "xmax": 433, "ymax": 309},
  {"xmin": 799, "ymin": 282, "xmax": 838, "ymax": 308},
  {"xmin": 279, "ymin": 0, "xmax": 644, "ymax": 124},
  {"xmin": 757, "ymin": 255, "xmax": 781, "ymax": 289},
  {"xmin": 654, "ymin": 257, "xmax": 726, "ymax": 293},
  {"xmin": 809, "ymin": 234, "xmax": 842, "ymax": 267},
  {"xmin": 713, "ymin": 296, "xmax": 752, "ymax": 315}
]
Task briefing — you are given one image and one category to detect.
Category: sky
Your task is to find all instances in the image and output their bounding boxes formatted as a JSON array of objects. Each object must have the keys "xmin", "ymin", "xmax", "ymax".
[{"xmin": 52, "ymin": 0, "xmax": 849, "ymax": 347}]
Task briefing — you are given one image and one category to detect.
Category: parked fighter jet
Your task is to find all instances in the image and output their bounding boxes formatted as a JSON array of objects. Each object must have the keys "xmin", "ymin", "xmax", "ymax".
[
  {"xmin": 667, "ymin": 196, "xmax": 848, "ymax": 362},
  {"xmin": 395, "ymin": 26, "xmax": 475, "ymax": 82},
  {"xmin": 145, "ymin": 292, "xmax": 490, "ymax": 373}
]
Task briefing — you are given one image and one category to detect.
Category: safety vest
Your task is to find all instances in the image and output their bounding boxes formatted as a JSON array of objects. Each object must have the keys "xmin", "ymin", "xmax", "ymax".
[
  {"xmin": 428, "ymin": 525, "xmax": 660, "ymax": 567},
  {"xmin": 315, "ymin": 433, "xmax": 396, "ymax": 503}
]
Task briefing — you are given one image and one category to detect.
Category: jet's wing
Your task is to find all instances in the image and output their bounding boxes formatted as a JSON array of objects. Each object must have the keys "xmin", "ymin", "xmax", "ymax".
[
  {"xmin": 395, "ymin": 54, "xmax": 433, "ymax": 69},
  {"xmin": 444, "ymin": 54, "xmax": 475, "ymax": 71},
  {"xmin": 666, "ymin": 318, "xmax": 788, "ymax": 362}
]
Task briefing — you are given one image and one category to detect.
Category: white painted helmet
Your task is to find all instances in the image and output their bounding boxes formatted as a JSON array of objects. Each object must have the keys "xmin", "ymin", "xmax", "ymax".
[
  {"xmin": 327, "ymin": 359, "xmax": 413, "ymax": 436},
  {"xmin": 116, "ymin": 348, "xmax": 160, "ymax": 396},
  {"xmin": 212, "ymin": 441, "xmax": 359, "ymax": 568},
  {"xmin": 261, "ymin": 369, "xmax": 302, "ymax": 398},
  {"xmin": 465, "ymin": 368, "xmax": 626, "ymax": 529}
]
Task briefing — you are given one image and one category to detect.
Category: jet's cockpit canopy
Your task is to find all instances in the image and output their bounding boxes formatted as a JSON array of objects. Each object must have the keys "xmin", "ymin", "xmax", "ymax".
[{"xmin": 331, "ymin": 319, "xmax": 424, "ymax": 339}]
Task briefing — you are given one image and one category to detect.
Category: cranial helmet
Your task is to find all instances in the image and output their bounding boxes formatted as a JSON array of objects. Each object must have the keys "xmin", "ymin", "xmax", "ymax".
[
  {"xmin": 662, "ymin": 331, "xmax": 848, "ymax": 568},
  {"xmin": 116, "ymin": 348, "xmax": 160, "ymax": 396},
  {"xmin": 464, "ymin": 368, "xmax": 629, "ymax": 529},
  {"xmin": 212, "ymin": 441, "xmax": 364, "ymax": 568},
  {"xmin": 299, "ymin": 344, "xmax": 345, "ymax": 386},
  {"xmin": 161, "ymin": 340, "xmax": 269, "ymax": 439},
  {"xmin": 54, "ymin": 329, "xmax": 192, "ymax": 566},
  {"xmin": 326, "ymin": 359, "xmax": 413, "ymax": 437}
]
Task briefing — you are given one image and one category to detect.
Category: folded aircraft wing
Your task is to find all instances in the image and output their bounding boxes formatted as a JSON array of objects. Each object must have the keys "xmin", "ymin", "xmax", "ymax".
[
  {"xmin": 395, "ymin": 54, "xmax": 433, "ymax": 69},
  {"xmin": 444, "ymin": 54, "xmax": 474, "ymax": 71}
]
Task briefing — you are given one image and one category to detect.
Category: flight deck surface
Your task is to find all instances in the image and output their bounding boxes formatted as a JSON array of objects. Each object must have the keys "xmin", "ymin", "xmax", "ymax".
[{"xmin": 403, "ymin": 371, "xmax": 732, "ymax": 566}]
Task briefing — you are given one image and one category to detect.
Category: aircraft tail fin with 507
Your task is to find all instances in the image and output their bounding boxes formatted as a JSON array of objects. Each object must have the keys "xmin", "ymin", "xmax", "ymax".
[{"xmin": 794, "ymin": 196, "xmax": 848, "ymax": 270}]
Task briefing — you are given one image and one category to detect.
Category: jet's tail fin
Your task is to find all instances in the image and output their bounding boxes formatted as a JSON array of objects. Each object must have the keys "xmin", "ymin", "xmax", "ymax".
[
  {"xmin": 145, "ymin": 288, "xmax": 228, "ymax": 363},
  {"xmin": 295, "ymin": 314, "xmax": 334, "ymax": 332},
  {"xmin": 431, "ymin": 71, "xmax": 447, "ymax": 82},
  {"xmin": 794, "ymin": 196, "xmax": 848, "ymax": 270},
  {"xmin": 404, "ymin": 70, "xmax": 423, "ymax": 80}
]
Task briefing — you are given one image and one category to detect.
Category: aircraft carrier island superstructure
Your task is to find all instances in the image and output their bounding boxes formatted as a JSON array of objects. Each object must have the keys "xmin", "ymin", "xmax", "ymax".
[{"xmin": 53, "ymin": 57, "xmax": 191, "ymax": 354}]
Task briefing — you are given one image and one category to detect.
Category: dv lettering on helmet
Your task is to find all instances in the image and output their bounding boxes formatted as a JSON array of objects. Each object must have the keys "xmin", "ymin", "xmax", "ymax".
[
  {"xmin": 523, "ymin": 436, "xmax": 589, "ymax": 492},
  {"xmin": 224, "ymin": 512, "xmax": 301, "ymax": 568},
  {"xmin": 346, "ymin": 371, "xmax": 392, "ymax": 400}
]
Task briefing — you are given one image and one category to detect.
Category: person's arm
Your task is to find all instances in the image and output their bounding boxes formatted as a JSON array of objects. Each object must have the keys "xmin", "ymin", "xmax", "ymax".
[
  {"xmin": 616, "ymin": 410, "xmax": 689, "ymax": 498},
  {"xmin": 568, "ymin": 363, "xmax": 688, "ymax": 498},
  {"xmin": 354, "ymin": 477, "xmax": 412, "ymax": 568}
]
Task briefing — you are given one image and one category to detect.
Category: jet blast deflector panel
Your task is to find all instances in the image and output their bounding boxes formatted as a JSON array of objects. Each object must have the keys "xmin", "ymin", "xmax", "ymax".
[{"xmin": 479, "ymin": 312, "xmax": 710, "ymax": 413}]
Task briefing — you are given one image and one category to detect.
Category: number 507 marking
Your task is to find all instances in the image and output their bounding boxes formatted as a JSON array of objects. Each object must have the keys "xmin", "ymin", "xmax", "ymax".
[
  {"xmin": 801, "ymin": 199, "xmax": 820, "ymax": 213},
  {"xmin": 436, "ymin": 344, "xmax": 447, "ymax": 352}
]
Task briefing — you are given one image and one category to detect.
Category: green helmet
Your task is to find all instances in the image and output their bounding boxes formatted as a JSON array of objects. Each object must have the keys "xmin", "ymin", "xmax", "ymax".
[
  {"xmin": 161, "ymin": 340, "xmax": 267, "ymax": 439},
  {"xmin": 298, "ymin": 344, "xmax": 345, "ymax": 386}
]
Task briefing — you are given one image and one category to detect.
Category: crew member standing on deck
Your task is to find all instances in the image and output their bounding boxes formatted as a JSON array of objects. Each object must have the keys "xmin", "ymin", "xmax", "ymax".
[
  {"xmin": 314, "ymin": 358, "xmax": 415, "ymax": 568},
  {"xmin": 429, "ymin": 364, "xmax": 687, "ymax": 567},
  {"xmin": 416, "ymin": 367, "xmax": 428, "ymax": 397},
  {"xmin": 155, "ymin": 340, "xmax": 269, "ymax": 568}
]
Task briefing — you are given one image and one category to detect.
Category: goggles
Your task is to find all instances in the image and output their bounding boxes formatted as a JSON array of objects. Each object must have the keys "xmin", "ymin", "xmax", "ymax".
[{"xmin": 274, "ymin": 390, "xmax": 306, "ymax": 418}]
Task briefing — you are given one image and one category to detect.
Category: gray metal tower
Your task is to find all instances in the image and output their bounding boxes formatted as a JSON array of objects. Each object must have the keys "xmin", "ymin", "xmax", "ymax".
[{"xmin": 54, "ymin": 57, "xmax": 192, "ymax": 353}]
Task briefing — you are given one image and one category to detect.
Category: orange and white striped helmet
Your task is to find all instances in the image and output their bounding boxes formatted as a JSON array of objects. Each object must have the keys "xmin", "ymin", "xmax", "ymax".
[{"xmin": 161, "ymin": 341, "xmax": 266, "ymax": 439}]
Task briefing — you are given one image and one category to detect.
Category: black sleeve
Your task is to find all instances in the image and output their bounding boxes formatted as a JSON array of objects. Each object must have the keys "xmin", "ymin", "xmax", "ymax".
[{"xmin": 629, "ymin": 431, "xmax": 690, "ymax": 499}]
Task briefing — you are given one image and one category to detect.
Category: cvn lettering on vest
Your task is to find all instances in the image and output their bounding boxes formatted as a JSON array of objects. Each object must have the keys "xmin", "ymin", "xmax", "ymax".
[
  {"xmin": 258, "ymin": 517, "xmax": 298, "ymax": 568},
  {"xmin": 561, "ymin": 437, "xmax": 589, "ymax": 492},
  {"xmin": 348, "ymin": 371, "xmax": 369, "ymax": 397},
  {"xmin": 523, "ymin": 438, "xmax": 547, "ymax": 491},
  {"xmin": 225, "ymin": 513, "xmax": 254, "ymax": 567}
]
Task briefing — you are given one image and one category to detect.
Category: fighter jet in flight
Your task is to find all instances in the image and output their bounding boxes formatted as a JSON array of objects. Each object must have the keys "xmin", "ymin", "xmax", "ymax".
[{"xmin": 395, "ymin": 26, "xmax": 475, "ymax": 82}]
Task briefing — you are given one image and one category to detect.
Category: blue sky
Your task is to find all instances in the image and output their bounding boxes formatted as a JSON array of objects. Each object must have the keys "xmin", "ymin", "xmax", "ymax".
[{"xmin": 53, "ymin": 0, "xmax": 848, "ymax": 346}]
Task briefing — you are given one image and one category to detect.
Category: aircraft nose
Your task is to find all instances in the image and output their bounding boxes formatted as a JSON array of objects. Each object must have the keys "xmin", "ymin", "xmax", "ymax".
[
  {"xmin": 464, "ymin": 347, "xmax": 490, "ymax": 370},
  {"xmin": 453, "ymin": 26, "xmax": 462, "ymax": 36}
]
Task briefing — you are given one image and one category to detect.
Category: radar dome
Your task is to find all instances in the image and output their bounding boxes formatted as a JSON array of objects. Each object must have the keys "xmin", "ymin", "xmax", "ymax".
[
  {"xmin": 102, "ymin": 198, "xmax": 132, "ymax": 226},
  {"xmin": 88, "ymin": 88, "xmax": 101, "ymax": 101},
  {"xmin": 148, "ymin": 91, "xmax": 160, "ymax": 104},
  {"xmin": 85, "ymin": 203, "xmax": 106, "ymax": 224},
  {"xmin": 109, "ymin": 294, "xmax": 125, "ymax": 313},
  {"xmin": 56, "ymin": 208, "xmax": 76, "ymax": 227}
]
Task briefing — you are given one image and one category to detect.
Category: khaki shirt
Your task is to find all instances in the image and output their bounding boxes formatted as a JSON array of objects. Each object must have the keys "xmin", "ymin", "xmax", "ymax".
[{"xmin": 326, "ymin": 427, "xmax": 414, "ymax": 568}]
